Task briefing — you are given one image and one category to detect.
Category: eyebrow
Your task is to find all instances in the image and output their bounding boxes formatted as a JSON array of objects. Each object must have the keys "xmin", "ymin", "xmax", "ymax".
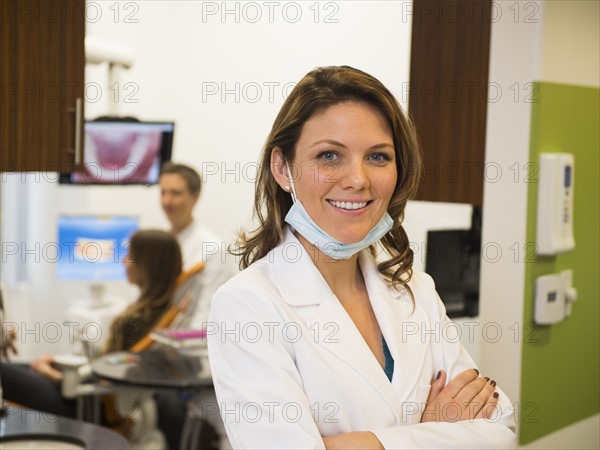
[{"xmin": 308, "ymin": 139, "xmax": 394, "ymax": 150}]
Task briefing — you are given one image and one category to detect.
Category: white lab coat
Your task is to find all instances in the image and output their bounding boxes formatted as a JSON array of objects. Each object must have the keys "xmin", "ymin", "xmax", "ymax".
[
  {"xmin": 176, "ymin": 220, "xmax": 237, "ymax": 328},
  {"xmin": 207, "ymin": 228, "xmax": 516, "ymax": 449}
]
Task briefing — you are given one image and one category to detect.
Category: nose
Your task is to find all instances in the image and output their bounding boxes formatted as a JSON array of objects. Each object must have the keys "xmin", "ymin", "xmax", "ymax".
[{"xmin": 340, "ymin": 160, "xmax": 369, "ymax": 190}]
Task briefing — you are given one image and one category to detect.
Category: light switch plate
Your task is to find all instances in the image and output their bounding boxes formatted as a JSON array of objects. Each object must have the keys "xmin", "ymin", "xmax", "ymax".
[{"xmin": 534, "ymin": 273, "xmax": 566, "ymax": 325}]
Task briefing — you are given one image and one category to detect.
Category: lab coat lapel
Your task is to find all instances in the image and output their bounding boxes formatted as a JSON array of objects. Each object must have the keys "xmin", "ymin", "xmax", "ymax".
[
  {"xmin": 305, "ymin": 294, "xmax": 407, "ymax": 422},
  {"xmin": 272, "ymin": 229, "xmax": 408, "ymax": 421},
  {"xmin": 359, "ymin": 251, "xmax": 430, "ymax": 404}
]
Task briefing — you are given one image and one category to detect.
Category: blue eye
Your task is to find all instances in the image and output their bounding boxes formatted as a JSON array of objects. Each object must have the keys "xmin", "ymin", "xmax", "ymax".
[
  {"xmin": 319, "ymin": 151, "xmax": 337, "ymax": 161},
  {"xmin": 368, "ymin": 153, "xmax": 392, "ymax": 162}
]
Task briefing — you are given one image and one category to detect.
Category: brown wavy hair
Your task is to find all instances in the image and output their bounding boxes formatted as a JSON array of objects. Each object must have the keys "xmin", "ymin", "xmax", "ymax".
[
  {"xmin": 233, "ymin": 66, "xmax": 422, "ymax": 288},
  {"xmin": 106, "ymin": 229, "xmax": 182, "ymax": 352}
]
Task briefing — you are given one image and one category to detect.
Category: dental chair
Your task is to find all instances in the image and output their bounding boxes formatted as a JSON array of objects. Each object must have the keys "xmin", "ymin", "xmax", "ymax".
[{"xmin": 58, "ymin": 262, "xmax": 206, "ymax": 449}]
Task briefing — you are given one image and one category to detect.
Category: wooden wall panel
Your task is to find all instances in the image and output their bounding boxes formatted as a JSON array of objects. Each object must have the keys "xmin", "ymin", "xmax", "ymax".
[
  {"xmin": 408, "ymin": 0, "xmax": 492, "ymax": 206},
  {"xmin": 0, "ymin": 0, "xmax": 84, "ymax": 172}
]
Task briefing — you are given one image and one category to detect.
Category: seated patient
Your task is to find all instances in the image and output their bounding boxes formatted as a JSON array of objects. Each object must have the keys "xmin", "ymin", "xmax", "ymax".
[
  {"xmin": 0, "ymin": 229, "xmax": 182, "ymax": 418},
  {"xmin": 208, "ymin": 66, "xmax": 517, "ymax": 449},
  {"xmin": 1, "ymin": 284, "xmax": 17, "ymax": 360}
]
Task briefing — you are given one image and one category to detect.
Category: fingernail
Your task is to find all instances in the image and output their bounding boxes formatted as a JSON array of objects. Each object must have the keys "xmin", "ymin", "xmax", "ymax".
[
  {"xmin": 490, "ymin": 380, "xmax": 497, "ymax": 387},
  {"xmin": 436, "ymin": 370, "xmax": 442, "ymax": 380},
  {"xmin": 485, "ymin": 377, "xmax": 490, "ymax": 381},
  {"xmin": 473, "ymin": 368, "xmax": 479, "ymax": 375},
  {"xmin": 493, "ymin": 392, "xmax": 499, "ymax": 398}
]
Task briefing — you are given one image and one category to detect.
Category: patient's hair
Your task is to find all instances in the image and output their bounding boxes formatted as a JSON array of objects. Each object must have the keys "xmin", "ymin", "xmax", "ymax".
[
  {"xmin": 105, "ymin": 229, "xmax": 182, "ymax": 352},
  {"xmin": 160, "ymin": 162, "xmax": 202, "ymax": 195}
]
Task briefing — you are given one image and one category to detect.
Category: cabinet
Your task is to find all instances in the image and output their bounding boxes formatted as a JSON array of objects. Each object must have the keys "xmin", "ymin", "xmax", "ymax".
[
  {"xmin": 1, "ymin": 0, "xmax": 85, "ymax": 172},
  {"xmin": 408, "ymin": 0, "xmax": 492, "ymax": 206}
]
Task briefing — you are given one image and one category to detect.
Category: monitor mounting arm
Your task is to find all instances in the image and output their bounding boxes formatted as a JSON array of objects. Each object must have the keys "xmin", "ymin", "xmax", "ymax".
[{"xmin": 85, "ymin": 36, "xmax": 134, "ymax": 116}]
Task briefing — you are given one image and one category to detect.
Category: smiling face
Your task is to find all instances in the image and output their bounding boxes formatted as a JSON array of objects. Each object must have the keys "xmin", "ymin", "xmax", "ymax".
[
  {"xmin": 159, "ymin": 173, "xmax": 199, "ymax": 232},
  {"xmin": 272, "ymin": 101, "xmax": 398, "ymax": 245}
]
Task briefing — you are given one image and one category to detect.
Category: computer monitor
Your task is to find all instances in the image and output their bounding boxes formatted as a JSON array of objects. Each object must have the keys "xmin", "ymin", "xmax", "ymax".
[
  {"xmin": 424, "ymin": 207, "xmax": 482, "ymax": 318},
  {"xmin": 59, "ymin": 120, "xmax": 174, "ymax": 185},
  {"xmin": 56, "ymin": 215, "xmax": 139, "ymax": 305}
]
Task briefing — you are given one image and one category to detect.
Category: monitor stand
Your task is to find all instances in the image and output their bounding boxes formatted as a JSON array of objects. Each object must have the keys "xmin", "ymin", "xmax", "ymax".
[
  {"xmin": 88, "ymin": 283, "xmax": 109, "ymax": 309},
  {"xmin": 66, "ymin": 284, "xmax": 126, "ymax": 347}
]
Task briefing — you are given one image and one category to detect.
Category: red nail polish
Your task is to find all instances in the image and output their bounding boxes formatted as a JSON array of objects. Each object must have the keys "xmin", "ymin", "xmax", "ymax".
[
  {"xmin": 490, "ymin": 380, "xmax": 497, "ymax": 387},
  {"xmin": 493, "ymin": 392, "xmax": 499, "ymax": 398}
]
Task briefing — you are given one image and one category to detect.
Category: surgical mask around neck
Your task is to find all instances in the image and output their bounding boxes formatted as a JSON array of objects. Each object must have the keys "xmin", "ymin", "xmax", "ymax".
[{"xmin": 283, "ymin": 163, "xmax": 393, "ymax": 259}]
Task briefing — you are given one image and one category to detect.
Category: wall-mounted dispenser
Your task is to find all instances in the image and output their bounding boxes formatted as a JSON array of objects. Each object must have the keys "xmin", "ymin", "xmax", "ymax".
[{"xmin": 536, "ymin": 153, "xmax": 575, "ymax": 255}]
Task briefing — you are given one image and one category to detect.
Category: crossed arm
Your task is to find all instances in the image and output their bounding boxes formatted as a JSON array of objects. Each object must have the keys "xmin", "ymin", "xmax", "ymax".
[{"xmin": 322, "ymin": 368, "xmax": 500, "ymax": 449}]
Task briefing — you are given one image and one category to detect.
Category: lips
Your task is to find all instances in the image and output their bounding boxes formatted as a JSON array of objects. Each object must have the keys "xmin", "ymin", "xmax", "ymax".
[{"xmin": 327, "ymin": 200, "xmax": 370, "ymax": 210}]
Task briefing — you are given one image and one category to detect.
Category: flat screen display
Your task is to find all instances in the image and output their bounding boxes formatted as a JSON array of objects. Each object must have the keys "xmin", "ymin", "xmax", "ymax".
[
  {"xmin": 56, "ymin": 215, "xmax": 139, "ymax": 281},
  {"xmin": 60, "ymin": 121, "xmax": 174, "ymax": 185},
  {"xmin": 425, "ymin": 229, "xmax": 480, "ymax": 318}
]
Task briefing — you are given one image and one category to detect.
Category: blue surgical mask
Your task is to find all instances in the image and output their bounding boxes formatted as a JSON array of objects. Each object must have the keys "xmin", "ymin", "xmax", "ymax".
[{"xmin": 283, "ymin": 163, "xmax": 394, "ymax": 259}]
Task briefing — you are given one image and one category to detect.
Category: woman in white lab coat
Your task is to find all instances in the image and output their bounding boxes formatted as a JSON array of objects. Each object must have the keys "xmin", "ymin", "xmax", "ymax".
[{"xmin": 207, "ymin": 66, "xmax": 517, "ymax": 449}]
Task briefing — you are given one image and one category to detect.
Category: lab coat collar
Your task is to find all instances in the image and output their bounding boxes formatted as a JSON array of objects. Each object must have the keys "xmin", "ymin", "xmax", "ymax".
[
  {"xmin": 270, "ymin": 227, "xmax": 429, "ymax": 421},
  {"xmin": 270, "ymin": 227, "xmax": 413, "ymax": 308},
  {"xmin": 270, "ymin": 227, "xmax": 336, "ymax": 307}
]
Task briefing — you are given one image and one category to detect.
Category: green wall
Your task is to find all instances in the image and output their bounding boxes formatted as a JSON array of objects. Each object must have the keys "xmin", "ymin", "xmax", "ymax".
[{"xmin": 521, "ymin": 82, "xmax": 600, "ymax": 444}]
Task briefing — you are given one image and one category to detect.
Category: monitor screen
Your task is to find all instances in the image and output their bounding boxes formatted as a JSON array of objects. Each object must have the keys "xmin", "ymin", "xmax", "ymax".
[
  {"xmin": 56, "ymin": 215, "xmax": 139, "ymax": 281},
  {"xmin": 60, "ymin": 121, "xmax": 174, "ymax": 185},
  {"xmin": 425, "ymin": 229, "xmax": 480, "ymax": 318}
]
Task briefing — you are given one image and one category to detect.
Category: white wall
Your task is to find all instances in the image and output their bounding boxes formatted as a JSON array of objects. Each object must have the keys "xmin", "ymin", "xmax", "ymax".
[
  {"xmin": 540, "ymin": 0, "xmax": 600, "ymax": 87},
  {"xmin": 82, "ymin": 0, "xmax": 415, "ymax": 238},
  {"xmin": 479, "ymin": 1, "xmax": 544, "ymax": 432}
]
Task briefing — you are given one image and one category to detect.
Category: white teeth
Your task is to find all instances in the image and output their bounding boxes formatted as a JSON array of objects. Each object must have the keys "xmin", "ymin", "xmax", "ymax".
[{"xmin": 328, "ymin": 200, "xmax": 368, "ymax": 210}]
